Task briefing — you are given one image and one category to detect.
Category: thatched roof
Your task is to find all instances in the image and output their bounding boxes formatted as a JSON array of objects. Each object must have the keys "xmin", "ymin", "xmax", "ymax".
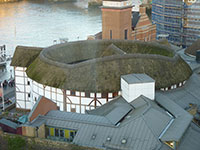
[
  {"xmin": 12, "ymin": 40, "xmax": 192, "ymax": 92},
  {"xmin": 11, "ymin": 46, "xmax": 43, "ymax": 67},
  {"xmin": 185, "ymin": 39, "xmax": 200, "ymax": 56}
]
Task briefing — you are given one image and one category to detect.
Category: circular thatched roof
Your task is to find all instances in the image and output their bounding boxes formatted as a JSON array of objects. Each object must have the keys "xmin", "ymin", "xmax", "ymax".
[
  {"xmin": 26, "ymin": 40, "xmax": 192, "ymax": 92},
  {"xmin": 185, "ymin": 39, "xmax": 200, "ymax": 57}
]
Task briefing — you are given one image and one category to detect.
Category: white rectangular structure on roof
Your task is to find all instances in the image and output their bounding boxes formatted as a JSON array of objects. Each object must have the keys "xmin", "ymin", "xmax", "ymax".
[{"xmin": 121, "ymin": 74, "xmax": 155, "ymax": 102}]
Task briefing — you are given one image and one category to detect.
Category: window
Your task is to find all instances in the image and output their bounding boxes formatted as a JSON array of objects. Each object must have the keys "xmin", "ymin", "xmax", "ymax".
[
  {"xmin": 71, "ymin": 91, "xmax": 75, "ymax": 96},
  {"xmin": 55, "ymin": 128, "xmax": 59, "ymax": 137},
  {"xmin": 85, "ymin": 92, "xmax": 90, "ymax": 97},
  {"xmin": 28, "ymin": 93, "xmax": 30, "ymax": 98},
  {"xmin": 60, "ymin": 129, "xmax": 64, "ymax": 138},
  {"xmin": 45, "ymin": 127, "xmax": 50, "ymax": 137},
  {"xmin": 124, "ymin": 29, "xmax": 128, "ymax": 40},
  {"xmin": 110, "ymin": 30, "xmax": 112, "ymax": 39},
  {"xmin": 27, "ymin": 81, "xmax": 30, "ymax": 85}
]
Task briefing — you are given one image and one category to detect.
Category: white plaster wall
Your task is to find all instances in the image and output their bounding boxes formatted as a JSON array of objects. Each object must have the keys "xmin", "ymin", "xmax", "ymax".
[
  {"xmin": 121, "ymin": 77, "xmax": 155, "ymax": 102},
  {"xmin": 14, "ymin": 67, "xmax": 117, "ymax": 113}
]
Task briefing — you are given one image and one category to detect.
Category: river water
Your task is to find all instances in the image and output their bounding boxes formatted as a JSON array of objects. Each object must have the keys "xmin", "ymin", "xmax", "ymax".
[{"xmin": 0, "ymin": 0, "xmax": 102, "ymax": 56}]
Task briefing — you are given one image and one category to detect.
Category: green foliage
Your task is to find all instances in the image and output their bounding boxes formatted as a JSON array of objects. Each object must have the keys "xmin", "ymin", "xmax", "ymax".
[{"xmin": 7, "ymin": 136, "xmax": 26, "ymax": 150}]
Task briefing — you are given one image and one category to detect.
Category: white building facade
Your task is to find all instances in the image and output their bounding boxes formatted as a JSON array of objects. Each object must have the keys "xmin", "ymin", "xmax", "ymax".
[{"xmin": 14, "ymin": 66, "xmax": 119, "ymax": 113}]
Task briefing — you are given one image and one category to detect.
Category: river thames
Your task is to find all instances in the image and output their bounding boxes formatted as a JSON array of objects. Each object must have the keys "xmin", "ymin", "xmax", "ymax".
[{"xmin": 0, "ymin": 0, "xmax": 102, "ymax": 56}]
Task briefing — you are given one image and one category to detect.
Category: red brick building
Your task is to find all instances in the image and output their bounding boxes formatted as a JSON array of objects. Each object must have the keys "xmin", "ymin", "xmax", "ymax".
[{"xmin": 101, "ymin": 0, "xmax": 156, "ymax": 41}]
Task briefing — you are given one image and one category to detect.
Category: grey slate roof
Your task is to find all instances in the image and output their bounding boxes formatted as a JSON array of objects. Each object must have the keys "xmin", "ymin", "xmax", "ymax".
[
  {"xmin": 28, "ymin": 96, "xmax": 173, "ymax": 150},
  {"xmin": 86, "ymin": 96, "xmax": 132, "ymax": 116},
  {"xmin": 0, "ymin": 118, "xmax": 18, "ymax": 129},
  {"xmin": 157, "ymin": 73, "xmax": 200, "ymax": 110},
  {"xmin": 178, "ymin": 122, "xmax": 200, "ymax": 150},
  {"xmin": 121, "ymin": 73, "xmax": 155, "ymax": 84},
  {"xmin": 156, "ymin": 93, "xmax": 193, "ymax": 142},
  {"xmin": 45, "ymin": 110, "xmax": 113, "ymax": 126},
  {"xmin": 132, "ymin": 12, "xmax": 140, "ymax": 28}
]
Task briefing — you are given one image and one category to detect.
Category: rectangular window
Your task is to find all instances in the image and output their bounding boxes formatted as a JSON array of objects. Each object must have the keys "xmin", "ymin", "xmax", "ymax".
[
  {"xmin": 71, "ymin": 91, "xmax": 75, "ymax": 96},
  {"xmin": 27, "ymin": 81, "xmax": 30, "ymax": 85},
  {"xmin": 45, "ymin": 127, "xmax": 49, "ymax": 137},
  {"xmin": 85, "ymin": 92, "xmax": 90, "ymax": 97},
  {"xmin": 55, "ymin": 128, "xmax": 59, "ymax": 137},
  {"xmin": 110, "ymin": 30, "xmax": 112, "ymax": 39},
  {"xmin": 124, "ymin": 29, "xmax": 128, "ymax": 40},
  {"xmin": 28, "ymin": 93, "xmax": 30, "ymax": 98},
  {"xmin": 60, "ymin": 129, "xmax": 64, "ymax": 138}
]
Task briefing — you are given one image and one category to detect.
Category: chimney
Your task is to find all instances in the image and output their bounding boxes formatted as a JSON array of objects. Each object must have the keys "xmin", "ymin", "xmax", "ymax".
[
  {"xmin": 121, "ymin": 74, "xmax": 155, "ymax": 102},
  {"xmin": 139, "ymin": 5, "xmax": 146, "ymax": 14}
]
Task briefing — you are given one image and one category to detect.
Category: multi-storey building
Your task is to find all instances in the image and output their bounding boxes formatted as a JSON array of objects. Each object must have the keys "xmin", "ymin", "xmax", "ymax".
[
  {"xmin": 101, "ymin": 0, "xmax": 156, "ymax": 41},
  {"xmin": 152, "ymin": 0, "xmax": 200, "ymax": 47}
]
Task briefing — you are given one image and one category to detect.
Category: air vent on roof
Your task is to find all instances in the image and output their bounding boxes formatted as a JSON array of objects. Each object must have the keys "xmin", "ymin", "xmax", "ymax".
[
  {"xmin": 91, "ymin": 134, "xmax": 96, "ymax": 140},
  {"xmin": 106, "ymin": 137, "xmax": 111, "ymax": 141},
  {"xmin": 121, "ymin": 138, "xmax": 127, "ymax": 144}
]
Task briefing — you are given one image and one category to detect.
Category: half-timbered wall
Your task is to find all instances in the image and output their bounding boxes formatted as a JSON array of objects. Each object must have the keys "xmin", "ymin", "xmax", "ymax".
[{"xmin": 14, "ymin": 67, "xmax": 119, "ymax": 113}]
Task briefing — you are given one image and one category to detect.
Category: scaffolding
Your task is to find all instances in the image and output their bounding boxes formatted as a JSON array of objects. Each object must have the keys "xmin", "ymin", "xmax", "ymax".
[{"xmin": 152, "ymin": 0, "xmax": 200, "ymax": 47}]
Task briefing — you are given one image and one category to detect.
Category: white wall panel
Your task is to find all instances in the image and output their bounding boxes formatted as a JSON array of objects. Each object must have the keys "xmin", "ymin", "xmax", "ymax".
[
  {"xmin": 52, "ymin": 87, "xmax": 56, "ymax": 92},
  {"xmin": 39, "ymin": 88, "xmax": 43, "ymax": 96},
  {"xmin": 97, "ymin": 93, "xmax": 101, "ymax": 98},
  {"xmin": 26, "ymin": 102, "xmax": 32, "ymax": 110},
  {"xmin": 16, "ymin": 103, "xmax": 21, "ymax": 109},
  {"xmin": 98, "ymin": 98, "xmax": 106, "ymax": 105},
  {"xmin": 81, "ymin": 92, "xmax": 85, "ymax": 97},
  {"xmin": 52, "ymin": 92, "xmax": 56, "ymax": 100},
  {"xmin": 122, "ymin": 78, "xmax": 155, "ymax": 102},
  {"xmin": 67, "ymin": 104, "xmax": 71, "ymax": 112},
  {"xmin": 15, "ymin": 77, "xmax": 24, "ymax": 84},
  {"xmin": 46, "ymin": 86, "xmax": 50, "ymax": 91},
  {"xmin": 57, "ymin": 89, "xmax": 62, "ymax": 94},
  {"xmin": 38, "ymin": 83, "xmax": 43, "ymax": 89},
  {"xmin": 45, "ymin": 90, "xmax": 51, "ymax": 99},
  {"xmin": 15, "ymin": 70, "xmax": 24, "ymax": 76},
  {"xmin": 26, "ymin": 86, "xmax": 30, "ymax": 93},
  {"xmin": 76, "ymin": 105, "xmax": 80, "ymax": 113},
  {"xmin": 15, "ymin": 67, "xmax": 24, "ymax": 71},
  {"xmin": 68, "ymin": 96, "xmax": 79, "ymax": 104},
  {"xmin": 17, "ymin": 100, "xmax": 25, "ymax": 109},
  {"xmin": 81, "ymin": 97, "xmax": 93, "ymax": 105},
  {"xmin": 56, "ymin": 94, "xmax": 63, "ymax": 102},
  {"xmin": 75, "ymin": 91, "xmax": 80, "ymax": 96},
  {"xmin": 58, "ymin": 102, "xmax": 63, "ymax": 111},
  {"xmin": 66, "ymin": 90, "xmax": 70, "ymax": 95},
  {"xmin": 16, "ymin": 84, "xmax": 24, "ymax": 92},
  {"xmin": 16, "ymin": 92, "xmax": 24, "ymax": 100},
  {"xmin": 108, "ymin": 93, "xmax": 113, "ymax": 98}
]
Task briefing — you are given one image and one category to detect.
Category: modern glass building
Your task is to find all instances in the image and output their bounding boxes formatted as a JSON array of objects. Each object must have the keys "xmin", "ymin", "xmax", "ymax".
[{"xmin": 152, "ymin": 0, "xmax": 200, "ymax": 47}]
